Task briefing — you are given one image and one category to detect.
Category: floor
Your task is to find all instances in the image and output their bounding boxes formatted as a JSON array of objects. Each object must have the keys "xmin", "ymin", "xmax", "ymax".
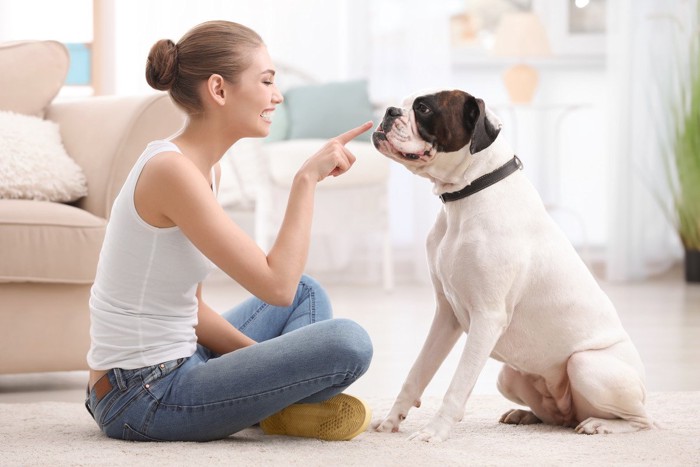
[{"xmin": 1, "ymin": 265, "xmax": 698, "ymax": 404}]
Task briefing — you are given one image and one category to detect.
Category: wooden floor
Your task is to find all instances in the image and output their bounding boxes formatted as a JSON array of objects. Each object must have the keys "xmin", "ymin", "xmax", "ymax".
[{"xmin": 1, "ymin": 265, "xmax": 698, "ymax": 403}]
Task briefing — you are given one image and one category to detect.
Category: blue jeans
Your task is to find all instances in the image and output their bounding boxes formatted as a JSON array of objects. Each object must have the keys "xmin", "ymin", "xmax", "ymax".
[{"xmin": 85, "ymin": 275, "xmax": 373, "ymax": 441}]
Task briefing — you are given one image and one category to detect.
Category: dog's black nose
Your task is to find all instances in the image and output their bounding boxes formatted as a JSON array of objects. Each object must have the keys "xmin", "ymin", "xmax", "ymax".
[{"xmin": 386, "ymin": 107, "xmax": 402, "ymax": 117}]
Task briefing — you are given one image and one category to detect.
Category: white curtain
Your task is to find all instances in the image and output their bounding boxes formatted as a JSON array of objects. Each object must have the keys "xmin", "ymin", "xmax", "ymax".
[{"xmin": 605, "ymin": 0, "xmax": 691, "ymax": 281}]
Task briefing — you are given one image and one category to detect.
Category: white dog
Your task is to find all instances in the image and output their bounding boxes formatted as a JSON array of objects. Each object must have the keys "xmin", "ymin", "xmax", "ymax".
[{"xmin": 371, "ymin": 89, "xmax": 654, "ymax": 442}]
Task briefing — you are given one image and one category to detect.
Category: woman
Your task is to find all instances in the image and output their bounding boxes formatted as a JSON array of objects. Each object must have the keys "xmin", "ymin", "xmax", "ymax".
[{"xmin": 84, "ymin": 20, "xmax": 374, "ymax": 442}]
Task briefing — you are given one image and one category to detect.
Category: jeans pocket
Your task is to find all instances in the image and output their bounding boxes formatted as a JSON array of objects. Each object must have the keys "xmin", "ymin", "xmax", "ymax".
[
  {"xmin": 88, "ymin": 384, "xmax": 121, "ymax": 426},
  {"xmin": 92, "ymin": 375, "xmax": 148, "ymax": 428},
  {"xmin": 122, "ymin": 423, "xmax": 163, "ymax": 442}
]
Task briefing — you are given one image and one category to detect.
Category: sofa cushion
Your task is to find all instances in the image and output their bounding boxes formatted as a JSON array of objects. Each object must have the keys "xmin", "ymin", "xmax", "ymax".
[
  {"xmin": 0, "ymin": 200, "xmax": 105, "ymax": 284},
  {"xmin": 0, "ymin": 40, "xmax": 69, "ymax": 118},
  {"xmin": 0, "ymin": 110, "xmax": 88, "ymax": 202}
]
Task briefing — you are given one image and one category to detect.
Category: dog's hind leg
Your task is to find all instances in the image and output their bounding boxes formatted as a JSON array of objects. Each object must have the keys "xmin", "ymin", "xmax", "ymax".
[
  {"xmin": 497, "ymin": 365, "xmax": 575, "ymax": 426},
  {"xmin": 567, "ymin": 341, "xmax": 655, "ymax": 434}
]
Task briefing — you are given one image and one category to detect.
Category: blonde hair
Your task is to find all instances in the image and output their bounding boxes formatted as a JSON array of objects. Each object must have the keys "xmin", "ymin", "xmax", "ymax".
[{"xmin": 146, "ymin": 20, "xmax": 264, "ymax": 115}]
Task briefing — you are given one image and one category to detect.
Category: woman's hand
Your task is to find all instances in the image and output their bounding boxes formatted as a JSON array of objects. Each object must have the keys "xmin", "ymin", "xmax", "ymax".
[{"xmin": 296, "ymin": 121, "xmax": 374, "ymax": 182}]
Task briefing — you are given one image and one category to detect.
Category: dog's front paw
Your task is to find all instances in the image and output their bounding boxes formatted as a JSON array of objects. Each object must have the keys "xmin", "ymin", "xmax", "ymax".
[
  {"xmin": 373, "ymin": 398, "xmax": 420, "ymax": 433},
  {"xmin": 372, "ymin": 413, "xmax": 403, "ymax": 433},
  {"xmin": 407, "ymin": 417, "xmax": 452, "ymax": 442},
  {"xmin": 408, "ymin": 425, "xmax": 450, "ymax": 443}
]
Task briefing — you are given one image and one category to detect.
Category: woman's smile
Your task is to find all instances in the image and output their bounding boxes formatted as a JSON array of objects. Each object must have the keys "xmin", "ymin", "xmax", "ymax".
[{"xmin": 260, "ymin": 108, "xmax": 275, "ymax": 123}]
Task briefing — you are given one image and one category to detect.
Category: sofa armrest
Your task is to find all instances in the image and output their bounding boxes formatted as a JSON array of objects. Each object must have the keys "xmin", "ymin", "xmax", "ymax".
[{"xmin": 45, "ymin": 93, "xmax": 185, "ymax": 219}]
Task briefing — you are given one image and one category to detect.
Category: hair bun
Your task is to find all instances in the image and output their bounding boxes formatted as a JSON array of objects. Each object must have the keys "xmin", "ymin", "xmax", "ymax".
[{"xmin": 145, "ymin": 39, "xmax": 178, "ymax": 91}]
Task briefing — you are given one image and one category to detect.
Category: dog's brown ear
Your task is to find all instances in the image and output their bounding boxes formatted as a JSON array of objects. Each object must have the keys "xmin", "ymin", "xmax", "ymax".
[{"xmin": 465, "ymin": 97, "xmax": 500, "ymax": 154}]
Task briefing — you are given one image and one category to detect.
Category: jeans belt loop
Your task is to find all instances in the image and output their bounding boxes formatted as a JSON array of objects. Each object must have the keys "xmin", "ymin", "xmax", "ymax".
[{"xmin": 113, "ymin": 367, "xmax": 127, "ymax": 391}]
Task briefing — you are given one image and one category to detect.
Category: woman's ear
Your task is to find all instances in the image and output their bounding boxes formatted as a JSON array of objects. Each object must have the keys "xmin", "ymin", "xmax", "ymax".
[{"xmin": 206, "ymin": 74, "xmax": 226, "ymax": 106}]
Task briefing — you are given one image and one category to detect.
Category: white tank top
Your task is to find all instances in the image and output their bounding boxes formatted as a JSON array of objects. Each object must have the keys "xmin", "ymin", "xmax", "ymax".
[{"xmin": 87, "ymin": 140, "xmax": 217, "ymax": 370}]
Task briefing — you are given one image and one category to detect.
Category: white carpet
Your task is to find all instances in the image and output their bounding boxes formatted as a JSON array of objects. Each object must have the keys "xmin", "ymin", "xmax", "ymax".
[{"xmin": 2, "ymin": 393, "xmax": 698, "ymax": 466}]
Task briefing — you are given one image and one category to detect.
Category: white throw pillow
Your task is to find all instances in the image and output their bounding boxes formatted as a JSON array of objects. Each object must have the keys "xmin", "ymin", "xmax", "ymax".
[{"xmin": 0, "ymin": 110, "xmax": 87, "ymax": 202}]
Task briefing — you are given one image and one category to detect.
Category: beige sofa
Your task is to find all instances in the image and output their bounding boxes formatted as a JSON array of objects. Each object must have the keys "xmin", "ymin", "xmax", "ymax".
[{"xmin": 0, "ymin": 41, "xmax": 185, "ymax": 374}]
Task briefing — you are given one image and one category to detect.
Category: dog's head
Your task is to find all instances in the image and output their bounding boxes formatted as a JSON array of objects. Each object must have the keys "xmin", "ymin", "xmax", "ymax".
[{"xmin": 372, "ymin": 89, "xmax": 502, "ymax": 168}]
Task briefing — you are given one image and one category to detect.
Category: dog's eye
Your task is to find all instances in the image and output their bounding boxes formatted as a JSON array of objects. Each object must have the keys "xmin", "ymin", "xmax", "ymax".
[{"xmin": 416, "ymin": 103, "xmax": 431, "ymax": 115}]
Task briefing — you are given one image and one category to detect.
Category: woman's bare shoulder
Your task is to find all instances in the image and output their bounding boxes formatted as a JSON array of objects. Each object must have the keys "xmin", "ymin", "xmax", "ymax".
[{"xmin": 140, "ymin": 152, "xmax": 208, "ymax": 190}]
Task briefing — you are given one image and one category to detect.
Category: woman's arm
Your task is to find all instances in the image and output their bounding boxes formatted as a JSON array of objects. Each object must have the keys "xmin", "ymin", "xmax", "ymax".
[
  {"xmin": 264, "ymin": 122, "xmax": 373, "ymax": 297},
  {"xmin": 136, "ymin": 122, "xmax": 372, "ymax": 305},
  {"xmin": 194, "ymin": 284, "xmax": 256, "ymax": 354}
]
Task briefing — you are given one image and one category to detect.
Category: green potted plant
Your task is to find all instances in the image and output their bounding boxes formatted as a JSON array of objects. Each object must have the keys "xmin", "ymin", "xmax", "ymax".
[{"xmin": 667, "ymin": 0, "xmax": 700, "ymax": 282}]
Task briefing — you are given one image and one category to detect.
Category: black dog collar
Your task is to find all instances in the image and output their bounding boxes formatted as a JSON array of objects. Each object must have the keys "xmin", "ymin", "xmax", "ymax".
[{"xmin": 439, "ymin": 155, "xmax": 523, "ymax": 203}]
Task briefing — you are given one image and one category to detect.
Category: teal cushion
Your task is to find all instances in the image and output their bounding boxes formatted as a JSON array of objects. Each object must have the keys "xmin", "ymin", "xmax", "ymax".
[{"xmin": 283, "ymin": 80, "xmax": 374, "ymax": 142}]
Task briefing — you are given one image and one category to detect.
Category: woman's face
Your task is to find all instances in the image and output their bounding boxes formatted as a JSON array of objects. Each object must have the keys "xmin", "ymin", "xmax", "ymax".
[{"xmin": 226, "ymin": 46, "xmax": 283, "ymax": 138}]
